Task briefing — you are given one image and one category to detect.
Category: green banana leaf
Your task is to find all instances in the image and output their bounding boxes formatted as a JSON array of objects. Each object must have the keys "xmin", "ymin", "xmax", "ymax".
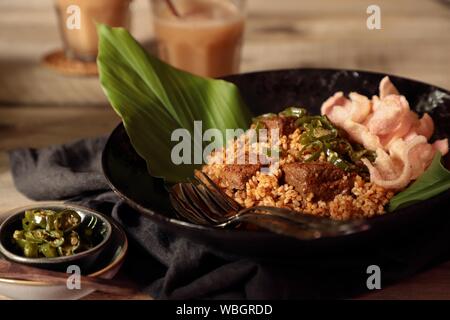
[
  {"xmin": 97, "ymin": 24, "xmax": 252, "ymax": 182},
  {"xmin": 389, "ymin": 153, "xmax": 450, "ymax": 211}
]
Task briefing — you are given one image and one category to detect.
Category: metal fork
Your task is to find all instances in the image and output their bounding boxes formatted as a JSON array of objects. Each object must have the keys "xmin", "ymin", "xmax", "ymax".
[{"xmin": 169, "ymin": 170, "xmax": 369, "ymax": 240}]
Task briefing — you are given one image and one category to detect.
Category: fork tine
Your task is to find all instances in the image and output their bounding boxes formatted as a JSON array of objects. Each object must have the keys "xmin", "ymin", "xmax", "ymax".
[
  {"xmin": 192, "ymin": 184, "xmax": 229, "ymax": 220},
  {"xmin": 194, "ymin": 170, "xmax": 241, "ymax": 212},
  {"xmin": 171, "ymin": 182, "xmax": 229, "ymax": 224},
  {"xmin": 170, "ymin": 184, "xmax": 211, "ymax": 225},
  {"xmin": 181, "ymin": 182, "xmax": 237, "ymax": 223},
  {"xmin": 179, "ymin": 184, "xmax": 217, "ymax": 224},
  {"xmin": 170, "ymin": 184, "xmax": 205, "ymax": 223},
  {"xmin": 183, "ymin": 183, "xmax": 227, "ymax": 223},
  {"xmin": 193, "ymin": 170, "xmax": 235, "ymax": 212},
  {"xmin": 196, "ymin": 182, "xmax": 234, "ymax": 215},
  {"xmin": 169, "ymin": 190, "xmax": 205, "ymax": 224}
]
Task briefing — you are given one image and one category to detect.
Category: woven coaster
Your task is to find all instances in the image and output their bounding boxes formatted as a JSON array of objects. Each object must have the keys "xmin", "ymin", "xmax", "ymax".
[{"xmin": 42, "ymin": 49, "xmax": 98, "ymax": 76}]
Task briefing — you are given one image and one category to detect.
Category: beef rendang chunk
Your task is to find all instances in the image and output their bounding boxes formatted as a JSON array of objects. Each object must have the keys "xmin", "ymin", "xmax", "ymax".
[
  {"xmin": 222, "ymin": 164, "xmax": 261, "ymax": 190},
  {"xmin": 282, "ymin": 162, "xmax": 354, "ymax": 201}
]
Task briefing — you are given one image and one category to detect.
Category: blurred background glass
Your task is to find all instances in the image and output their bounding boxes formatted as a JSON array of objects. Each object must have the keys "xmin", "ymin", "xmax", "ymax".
[
  {"xmin": 55, "ymin": 0, "xmax": 132, "ymax": 62},
  {"xmin": 151, "ymin": 0, "xmax": 246, "ymax": 78}
]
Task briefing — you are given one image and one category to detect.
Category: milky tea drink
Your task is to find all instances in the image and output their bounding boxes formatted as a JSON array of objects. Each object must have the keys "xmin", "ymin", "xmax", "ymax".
[
  {"xmin": 153, "ymin": 0, "xmax": 245, "ymax": 78},
  {"xmin": 55, "ymin": 0, "xmax": 132, "ymax": 61}
]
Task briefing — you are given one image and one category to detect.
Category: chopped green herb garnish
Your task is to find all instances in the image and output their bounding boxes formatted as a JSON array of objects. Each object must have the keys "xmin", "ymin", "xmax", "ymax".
[{"xmin": 288, "ymin": 108, "xmax": 375, "ymax": 174}]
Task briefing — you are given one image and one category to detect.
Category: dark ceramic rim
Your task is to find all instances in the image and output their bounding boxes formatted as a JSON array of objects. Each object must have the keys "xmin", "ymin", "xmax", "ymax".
[
  {"xmin": 102, "ymin": 67, "xmax": 450, "ymax": 238},
  {"xmin": 0, "ymin": 202, "xmax": 112, "ymax": 265}
]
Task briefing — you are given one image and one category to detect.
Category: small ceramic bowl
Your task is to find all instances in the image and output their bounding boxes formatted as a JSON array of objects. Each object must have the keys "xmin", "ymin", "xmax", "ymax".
[
  {"xmin": 0, "ymin": 203, "xmax": 112, "ymax": 272},
  {"xmin": 0, "ymin": 203, "xmax": 128, "ymax": 300}
]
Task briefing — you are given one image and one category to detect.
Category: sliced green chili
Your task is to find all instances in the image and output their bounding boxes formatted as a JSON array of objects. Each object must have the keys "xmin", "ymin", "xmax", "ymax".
[
  {"xmin": 279, "ymin": 107, "xmax": 307, "ymax": 118},
  {"xmin": 267, "ymin": 107, "xmax": 378, "ymax": 174},
  {"xmin": 12, "ymin": 209, "xmax": 94, "ymax": 259},
  {"xmin": 250, "ymin": 107, "xmax": 376, "ymax": 175}
]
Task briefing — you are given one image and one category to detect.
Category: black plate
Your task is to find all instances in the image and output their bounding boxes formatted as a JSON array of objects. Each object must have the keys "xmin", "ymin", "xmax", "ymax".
[{"xmin": 102, "ymin": 68, "xmax": 450, "ymax": 258}]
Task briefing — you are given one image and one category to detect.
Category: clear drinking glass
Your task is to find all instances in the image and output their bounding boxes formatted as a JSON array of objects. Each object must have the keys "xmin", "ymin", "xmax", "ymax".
[
  {"xmin": 55, "ymin": 0, "xmax": 132, "ymax": 62},
  {"xmin": 150, "ymin": 0, "xmax": 246, "ymax": 78}
]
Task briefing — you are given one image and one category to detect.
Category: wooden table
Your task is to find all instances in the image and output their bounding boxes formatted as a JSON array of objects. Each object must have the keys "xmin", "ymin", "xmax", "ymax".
[{"xmin": 0, "ymin": 0, "xmax": 449, "ymax": 300}]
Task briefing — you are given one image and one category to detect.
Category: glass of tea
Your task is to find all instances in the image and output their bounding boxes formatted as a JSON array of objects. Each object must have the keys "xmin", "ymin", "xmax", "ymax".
[
  {"xmin": 151, "ymin": 0, "xmax": 246, "ymax": 78},
  {"xmin": 55, "ymin": 0, "xmax": 133, "ymax": 62}
]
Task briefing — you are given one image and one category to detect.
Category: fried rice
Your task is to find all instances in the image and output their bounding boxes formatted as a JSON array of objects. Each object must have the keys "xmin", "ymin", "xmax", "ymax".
[{"xmin": 202, "ymin": 127, "xmax": 394, "ymax": 221}]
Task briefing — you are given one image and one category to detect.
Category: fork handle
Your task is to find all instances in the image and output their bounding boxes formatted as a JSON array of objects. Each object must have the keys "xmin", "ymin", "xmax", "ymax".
[
  {"xmin": 237, "ymin": 206, "xmax": 368, "ymax": 231},
  {"xmin": 223, "ymin": 210, "xmax": 368, "ymax": 240},
  {"xmin": 229, "ymin": 213, "xmax": 324, "ymax": 240}
]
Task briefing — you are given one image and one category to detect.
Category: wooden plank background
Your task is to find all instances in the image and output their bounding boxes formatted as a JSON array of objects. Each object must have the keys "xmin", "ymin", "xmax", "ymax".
[{"xmin": 0, "ymin": 0, "xmax": 449, "ymax": 300}]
